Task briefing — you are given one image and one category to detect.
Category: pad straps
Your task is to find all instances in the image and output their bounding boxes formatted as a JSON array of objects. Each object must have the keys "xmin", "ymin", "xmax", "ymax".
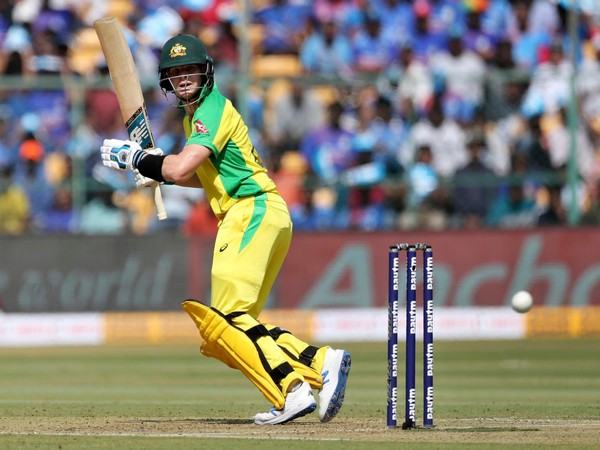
[
  {"xmin": 224, "ymin": 311, "xmax": 294, "ymax": 387},
  {"xmin": 267, "ymin": 326, "xmax": 319, "ymax": 367}
]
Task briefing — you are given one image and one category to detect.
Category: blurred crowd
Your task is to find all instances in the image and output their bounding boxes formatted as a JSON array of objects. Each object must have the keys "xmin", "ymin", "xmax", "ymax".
[{"xmin": 1, "ymin": 0, "xmax": 600, "ymax": 235}]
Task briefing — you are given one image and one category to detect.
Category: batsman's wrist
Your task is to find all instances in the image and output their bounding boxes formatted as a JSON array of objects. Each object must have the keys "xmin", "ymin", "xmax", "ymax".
[
  {"xmin": 131, "ymin": 149, "xmax": 148, "ymax": 169},
  {"xmin": 136, "ymin": 153, "xmax": 167, "ymax": 182}
]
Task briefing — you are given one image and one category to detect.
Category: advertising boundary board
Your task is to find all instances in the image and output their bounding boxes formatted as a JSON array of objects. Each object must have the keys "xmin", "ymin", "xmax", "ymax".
[
  {"xmin": 274, "ymin": 228, "xmax": 600, "ymax": 309},
  {"xmin": 1, "ymin": 228, "xmax": 600, "ymax": 312}
]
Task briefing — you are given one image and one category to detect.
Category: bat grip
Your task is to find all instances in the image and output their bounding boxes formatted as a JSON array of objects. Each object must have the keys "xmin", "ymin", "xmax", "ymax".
[{"xmin": 152, "ymin": 182, "xmax": 168, "ymax": 220}]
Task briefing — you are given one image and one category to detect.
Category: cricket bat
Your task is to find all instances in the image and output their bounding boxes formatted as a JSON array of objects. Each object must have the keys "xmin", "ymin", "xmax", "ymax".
[{"xmin": 94, "ymin": 16, "xmax": 167, "ymax": 220}]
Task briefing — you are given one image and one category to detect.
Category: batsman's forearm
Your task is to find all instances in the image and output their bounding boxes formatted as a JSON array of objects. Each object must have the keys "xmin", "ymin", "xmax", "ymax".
[
  {"xmin": 161, "ymin": 144, "xmax": 211, "ymax": 184},
  {"xmin": 175, "ymin": 174, "xmax": 203, "ymax": 188}
]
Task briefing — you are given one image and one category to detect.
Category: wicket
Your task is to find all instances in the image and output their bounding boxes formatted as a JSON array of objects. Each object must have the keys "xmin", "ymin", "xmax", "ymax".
[{"xmin": 387, "ymin": 243, "xmax": 434, "ymax": 429}]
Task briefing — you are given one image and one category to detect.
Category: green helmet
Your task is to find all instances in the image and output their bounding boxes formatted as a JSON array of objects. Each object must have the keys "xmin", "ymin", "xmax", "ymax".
[{"xmin": 158, "ymin": 34, "xmax": 214, "ymax": 103}]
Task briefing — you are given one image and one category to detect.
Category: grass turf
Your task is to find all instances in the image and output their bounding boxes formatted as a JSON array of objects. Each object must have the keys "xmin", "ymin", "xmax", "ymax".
[{"xmin": 0, "ymin": 339, "xmax": 599, "ymax": 449}]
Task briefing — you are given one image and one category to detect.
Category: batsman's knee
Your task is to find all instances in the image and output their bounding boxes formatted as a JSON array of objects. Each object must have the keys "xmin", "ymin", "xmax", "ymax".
[{"xmin": 182, "ymin": 299, "xmax": 302, "ymax": 408}]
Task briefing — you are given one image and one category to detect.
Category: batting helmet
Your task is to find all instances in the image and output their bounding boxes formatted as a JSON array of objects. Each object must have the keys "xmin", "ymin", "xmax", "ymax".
[{"xmin": 158, "ymin": 34, "xmax": 214, "ymax": 102}]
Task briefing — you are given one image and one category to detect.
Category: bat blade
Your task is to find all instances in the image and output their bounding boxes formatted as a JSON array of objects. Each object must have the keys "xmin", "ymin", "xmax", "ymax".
[{"xmin": 94, "ymin": 16, "xmax": 167, "ymax": 221}]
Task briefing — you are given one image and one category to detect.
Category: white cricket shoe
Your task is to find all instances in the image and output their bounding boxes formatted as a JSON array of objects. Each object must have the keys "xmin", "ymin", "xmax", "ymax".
[
  {"xmin": 254, "ymin": 381, "xmax": 316, "ymax": 425},
  {"xmin": 318, "ymin": 348, "xmax": 351, "ymax": 422}
]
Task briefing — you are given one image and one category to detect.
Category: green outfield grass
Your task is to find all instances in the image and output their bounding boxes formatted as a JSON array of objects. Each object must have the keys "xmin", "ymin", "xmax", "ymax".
[{"xmin": 0, "ymin": 339, "xmax": 599, "ymax": 449}]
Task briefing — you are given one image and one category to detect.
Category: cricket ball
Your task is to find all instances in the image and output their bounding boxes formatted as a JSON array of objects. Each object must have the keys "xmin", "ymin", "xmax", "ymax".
[{"xmin": 511, "ymin": 290, "xmax": 533, "ymax": 313}]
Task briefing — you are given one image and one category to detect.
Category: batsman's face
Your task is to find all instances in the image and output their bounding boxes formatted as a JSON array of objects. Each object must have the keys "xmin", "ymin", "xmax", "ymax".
[{"xmin": 165, "ymin": 64, "xmax": 203, "ymax": 100}]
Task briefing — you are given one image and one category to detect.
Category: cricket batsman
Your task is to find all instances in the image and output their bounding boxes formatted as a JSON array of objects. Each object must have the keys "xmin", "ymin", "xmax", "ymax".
[{"xmin": 99, "ymin": 34, "xmax": 351, "ymax": 425}]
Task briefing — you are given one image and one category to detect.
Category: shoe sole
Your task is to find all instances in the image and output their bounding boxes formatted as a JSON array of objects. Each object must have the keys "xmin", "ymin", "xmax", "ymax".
[
  {"xmin": 278, "ymin": 402, "xmax": 317, "ymax": 425},
  {"xmin": 320, "ymin": 351, "xmax": 351, "ymax": 423},
  {"xmin": 255, "ymin": 402, "xmax": 316, "ymax": 425}
]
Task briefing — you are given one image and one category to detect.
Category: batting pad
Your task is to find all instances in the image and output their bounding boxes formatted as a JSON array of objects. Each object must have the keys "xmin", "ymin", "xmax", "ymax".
[{"xmin": 182, "ymin": 299, "xmax": 287, "ymax": 409}]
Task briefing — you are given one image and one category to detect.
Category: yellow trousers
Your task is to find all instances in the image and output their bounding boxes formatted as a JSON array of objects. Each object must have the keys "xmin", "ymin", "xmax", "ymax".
[{"xmin": 203, "ymin": 193, "xmax": 325, "ymax": 401}]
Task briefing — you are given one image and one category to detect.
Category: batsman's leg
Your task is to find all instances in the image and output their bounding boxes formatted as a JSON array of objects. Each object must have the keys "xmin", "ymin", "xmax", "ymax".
[{"xmin": 182, "ymin": 300, "xmax": 316, "ymax": 425}]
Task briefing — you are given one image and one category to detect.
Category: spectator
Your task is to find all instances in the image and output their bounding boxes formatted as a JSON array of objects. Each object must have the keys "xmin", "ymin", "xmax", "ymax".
[
  {"xmin": 253, "ymin": 0, "xmax": 311, "ymax": 54},
  {"xmin": 485, "ymin": 38, "xmax": 529, "ymax": 122},
  {"xmin": 483, "ymin": 39, "xmax": 531, "ymax": 176},
  {"xmin": 176, "ymin": 0, "xmax": 234, "ymax": 27},
  {"xmin": 486, "ymin": 153, "xmax": 539, "ymax": 227},
  {"xmin": 289, "ymin": 183, "xmax": 343, "ymax": 230},
  {"xmin": 347, "ymin": 185, "xmax": 386, "ymax": 230},
  {"xmin": 312, "ymin": 0, "xmax": 364, "ymax": 37},
  {"xmin": 121, "ymin": 13, "xmax": 160, "ymax": 81},
  {"xmin": 398, "ymin": 144, "xmax": 450, "ymax": 230},
  {"xmin": 537, "ymin": 183, "xmax": 567, "ymax": 226},
  {"xmin": 406, "ymin": 0, "xmax": 448, "ymax": 63},
  {"xmin": 348, "ymin": 90, "xmax": 379, "ymax": 153},
  {"xmin": 480, "ymin": 0, "xmax": 512, "ymax": 38},
  {"xmin": 401, "ymin": 96, "xmax": 468, "ymax": 178},
  {"xmin": 429, "ymin": 33, "xmax": 487, "ymax": 123},
  {"xmin": 84, "ymin": 62, "xmax": 123, "ymax": 138},
  {"xmin": 381, "ymin": 42, "xmax": 434, "ymax": 119},
  {"xmin": 18, "ymin": 130, "xmax": 44, "ymax": 164},
  {"xmin": 80, "ymin": 189, "xmax": 126, "ymax": 235},
  {"xmin": 9, "ymin": 56, "xmax": 71, "ymax": 154},
  {"xmin": 579, "ymin": 35, "xmax": 600, "ymax": 98},
  {"xmin": 506, "ymin": 0, "xmax": 552, "ymax": 70},
  {"xmin": 581, "ymin": 96, "xmax": 600, "ymax": 185},
  {"xmin": 405, "ymin": 144, "xmax": 439, "ymax": 210},
  {"xmin": 0, "ymin": 23, "xmax": 34, "ymax": 76},
  {"xmin": 28, "ymin": 29, "xmax": 68, "ymax": 75},
  {"xmin": 452, "ymin": 131, "xmax": 498, "ymax": 228},
  {"xmin": 112, "ymin": 189, "xmax": 157, "ymax": 235},
  {"xmin": 543, "ymin": 108, "xmax": 596, "ymax": 182},
  {"xmin": 35, "ymin": 186, "xmax": 77, "ymax": 233},
  {"xmin": 299, "ymin": 19, "xmax": 353, "ymax": 76},
  {"xmin": 523, "ymin": 0, "xmax": 561, "ymax": 35},
  {"xmin": 371, "ymin": 95, "xmax": 407, "ymax": 177},
  {"xmin": 208, "ymin": 19, "xmax": 239, "ymax": 73},
  {"xmin": 0, "ymin": 115, "xmax": 18, "ymax": 168},
  {"xmin": 14, "ymin": 130, "xmax": 59, "ymax": 223},
  {"xmin": 31, "ymin": 0, "xmax": 77, "ymax": 47},
  {"xmin": 350, "ymin": 13, "xmax": 396, "ymax": 74},
  {"xmin": 300, "ymin": 101, "xmax": 355, "ymax": 184},
  {"xmin": 378, "ymin": 0, "xmax": 414, "ymax": 50},
  {"xmin": 342, "ymin": 93, "xmax": 390, "ymax": 225},
  {"xmin": 513, "ymin": 112, "xmax": 553, "ymax": 172},
  {"xmin": 136, "ymin": 5, "xmax": 184, "ymax": 52},
  {"xmin": 523, "ymin": 38, "xmax": 571, "ymax": 115},
  {"xmin": 486, "ymin": 178, "xmax": 538, "ymax": 227},
  {"xmin": 265, "ymin": 80, "xmax": 326, "ymax": 163},
  {"xmin": 68, "ymin": 0, "xmax": 107, "ymax": 27},
  {"xmin": 579, "ymin": 36, "xmax": 600, "ymax": 144},
  {"xmin": 581, "ymin": 178, "xmax": 600, "ymax": 225},
  {"xmin": 13, "ymin": 157, "xmax": 53, "ymax": 225},
  {"xmin": 425, "ymin": 0, "xmax": 464, "ymax": 36},
  {"xmin": 0, "ymin": 165, "xmax": 30, "ymax": 234},
  {"xmin": 271, "ymin": 150, "xmax": 309, "ymax": 210},
  {"xmin": 463, "ymin": 7, "xmax": 497, "ymax": 63}
]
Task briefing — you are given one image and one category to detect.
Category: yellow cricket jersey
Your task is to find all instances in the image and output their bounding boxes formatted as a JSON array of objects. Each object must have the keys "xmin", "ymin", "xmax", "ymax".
[{"xmin": 183, "ymin": 86, "xmax": 279, "ymax": 220}]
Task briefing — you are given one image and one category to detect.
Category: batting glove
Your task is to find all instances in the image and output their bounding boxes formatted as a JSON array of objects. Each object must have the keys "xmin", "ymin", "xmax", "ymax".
[
  {"xmin": 132, "ymin": 148, "xmax": 164, "ymax": 188},
  {"xmin": 100, "ymin": 139, "xmax": 146, "ymax": 170}
]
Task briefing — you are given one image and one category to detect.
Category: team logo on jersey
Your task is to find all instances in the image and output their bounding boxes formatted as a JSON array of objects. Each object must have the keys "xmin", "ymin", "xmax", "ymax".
[
  {"xmin": 170, "ymin": 43, "xmax": 187, "ymax": 58},
  {"xmin": 195, "ymin": 120, "xmax": 209, "ymax": 135}
]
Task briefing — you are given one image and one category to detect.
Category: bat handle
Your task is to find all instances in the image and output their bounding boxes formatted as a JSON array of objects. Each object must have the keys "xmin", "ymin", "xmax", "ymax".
[{"xmin": 152, "ymin": 182, "xmax": 168, "ymax": 220}]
